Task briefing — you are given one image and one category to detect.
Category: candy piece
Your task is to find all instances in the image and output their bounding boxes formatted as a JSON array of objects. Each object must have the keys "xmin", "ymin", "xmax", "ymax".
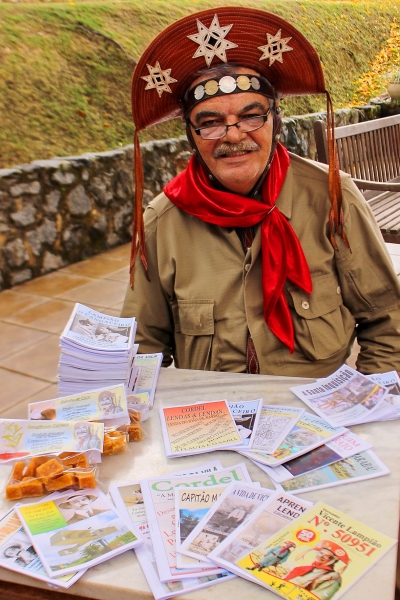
[
  {"xmin": 41, "ymin": 408, "xmax": 56, "ymax": 420},
  {"xmin": 75, "ymin": 470, "xmax": 97, "ymax": 489},
  {"xmin": 128, "ymin": 422, "xmax": 143, "ymax": 442},
  {"xmin": 103, "ymin": 431, "xmax": 127, "ymax": 455},
  {"xmin": 129, "ymin": 409, "xmax": 141, "ymax": 423},
  {"xmin": 6, "ymin": 482, "xmax": 22, "ymax": 500},
  {"xmin": 45, "ymin": 473, "xmax": 77, "ymax": 492},
  {"xmin": 11, "ymin": 462, "xmax": 26, "ymax": 481},
  {"xmin": 59, "ymin": 453, "xmax": 89, "ymax": 469},
  {"xmin": 20, "ymin": 477, "xmax": 44, "ymax": 497},
  {"xmin": 36, "ymin": 458, "xmax": 64, "ymax": 478}
]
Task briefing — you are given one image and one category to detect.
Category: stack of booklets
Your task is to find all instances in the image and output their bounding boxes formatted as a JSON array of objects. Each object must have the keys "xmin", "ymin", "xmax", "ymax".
[
  {"xmin": 0, "ymin": 488, "xmax": 142, "ymax": 588},
  {"xmin": 58, "ymin": 303, "xmax": 137, "ymax": 396},
  {"xmin": 109, "ymin": 460, "xmax": 396, "ymax": 600}
]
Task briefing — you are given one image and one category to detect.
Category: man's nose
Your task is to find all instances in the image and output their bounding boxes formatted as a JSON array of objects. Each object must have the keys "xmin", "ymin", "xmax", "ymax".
[{"xmin": 223, "ymin": 121, "xmax": 247, "ymax": 143}]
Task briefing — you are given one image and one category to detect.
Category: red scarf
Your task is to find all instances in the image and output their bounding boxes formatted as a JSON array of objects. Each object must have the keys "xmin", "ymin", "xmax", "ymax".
[{"xmin": 164, "ymin": 143, "xmax": 312, "ymax": 353}]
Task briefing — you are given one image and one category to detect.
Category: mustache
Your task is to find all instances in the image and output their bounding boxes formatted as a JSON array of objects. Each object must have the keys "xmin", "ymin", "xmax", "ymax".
[{"xmin": 213, "ymin": 140, "xmax": 260, "ymax": 158}]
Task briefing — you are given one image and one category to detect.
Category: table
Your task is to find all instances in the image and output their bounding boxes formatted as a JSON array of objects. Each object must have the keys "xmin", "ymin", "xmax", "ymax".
[{"xmin": 0, "ymin": 368, "xmax": 399, "ymax": 599}]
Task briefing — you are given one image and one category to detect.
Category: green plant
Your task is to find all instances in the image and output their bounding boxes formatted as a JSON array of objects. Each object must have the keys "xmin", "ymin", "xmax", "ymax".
[{"xmin": 390, "ymin": 69, "xmax": 400, "ymax": 83}]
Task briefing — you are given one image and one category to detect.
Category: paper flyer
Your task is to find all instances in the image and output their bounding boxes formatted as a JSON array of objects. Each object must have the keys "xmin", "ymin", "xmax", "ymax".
[
  {"xmin": 0, "ymin": 506, "xmax": 84, "ymax": 588},
  {"xmin": 209, "ymin": 492, "xmax": 313, "ymax": 578},
  {"xmin": 290, "ymin": 365, "xmax": 388, "ymax": 427},
  {"xmin": 175, "ymin": 485, "xmax": 227, "ymax": 569},
  {"xmin": 62, "ymin": 303, "xmax": 135, "ymax": 350},
  {"xmin": 251, "ymin": 405, "xmax": 305, "ymax": 454},
  {"xmin": 242, "ymin": 412, "xmax": 346, "ymax": 467},
  {"xmin": 279, "ymin": 450, "xmax": 390, "ymax": 494},
  {"xmin": 132, "ymin": 353, "xmax": 163, "ymax": 406},
  {"xmin": 180, "ymin": 482, "xmax": 273, "ymax": 564},
  {"xmin": 28, "ymin": 384, "xmax": 129, "ymax": 427},
  {"xmin": 234, "ymin": 501, "xmax": 396, "ymax": 600},
  {"xmin": 140, "ymin": 462, "xmax": 252, "ymax": 581},
  {"xmin": 0, "ymin": 419, "xmax": 104, "ymax": 463},
  {"xmin": 263, "ymin": 431, "xmax": 372, "ymax": 483},
  {"xmin": 17, "ymin": 488, "xmax": 141, "ymax": 577},
  {"xmin": 227, "ymin": 399, "xmax": 263, "ymax": 448},
  {"xmin": 159, "ymin": 400, "xmax": 243, "ymax": 457}
]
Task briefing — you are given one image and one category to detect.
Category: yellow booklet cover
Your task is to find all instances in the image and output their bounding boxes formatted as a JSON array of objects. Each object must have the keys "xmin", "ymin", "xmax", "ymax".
[{"xmin": 236, "ymin": 501, "xmax": 396, "ymax": 599}]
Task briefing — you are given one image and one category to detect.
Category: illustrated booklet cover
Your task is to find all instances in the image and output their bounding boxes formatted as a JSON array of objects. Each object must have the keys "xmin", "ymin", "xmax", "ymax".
[
  {"xmin": 233, "ymin": 501, "xmax": 397, "ymax": 600},
  {"xmin": 16, "ymin": 488, "xmax": 142, "ymax": 577},
  {"xmin": 0, "ymin": 506, "xmax": 84, "ymax": 588},
  {"xmin": 249, "ymin": 405, "xmax": 305, "ymax": 454}
]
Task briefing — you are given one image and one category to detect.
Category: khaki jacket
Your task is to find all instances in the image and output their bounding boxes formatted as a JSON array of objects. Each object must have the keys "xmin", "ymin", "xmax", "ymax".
[{"xmin": 121, "ymin": 153, "xmax": 400, "ymax": 377}]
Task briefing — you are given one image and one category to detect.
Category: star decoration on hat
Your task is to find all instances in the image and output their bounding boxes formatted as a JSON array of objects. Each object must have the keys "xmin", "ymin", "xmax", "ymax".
[
  {"xmin": 188, "ymin": 14, "xmax": 238, "ymax": 67},
  {"xmin": 141, "ymin": 62, "xmax": 177, "ymax": 98},
  {"xmin": 258, "ymin": 29, "xmax": 293, "ymax": 66}
]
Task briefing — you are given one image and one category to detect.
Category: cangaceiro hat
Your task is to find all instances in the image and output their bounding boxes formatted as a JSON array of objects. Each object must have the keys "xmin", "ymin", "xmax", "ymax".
[{"xmin": 130, "ymin": 7, "xmax": 347, "ymax": 285}]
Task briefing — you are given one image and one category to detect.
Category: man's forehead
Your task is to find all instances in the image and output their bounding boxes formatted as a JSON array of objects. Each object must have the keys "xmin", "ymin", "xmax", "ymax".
[{"xmin": 191, "ymin": 97, "xmax": 270, "ymax": 122}]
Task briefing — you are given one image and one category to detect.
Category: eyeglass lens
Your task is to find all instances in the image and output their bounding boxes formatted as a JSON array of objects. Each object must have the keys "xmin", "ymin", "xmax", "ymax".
[{"xmin": 199, "ymin": 113, "xmax": 269, "ymax": 140}]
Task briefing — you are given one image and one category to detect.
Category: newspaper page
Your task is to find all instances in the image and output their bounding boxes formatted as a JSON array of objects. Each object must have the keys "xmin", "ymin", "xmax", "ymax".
[
  {"xmin": 291, "ymin": 365, "xmax": 388, "ymax": 427},
  {"xmin": 209, "ymin": 492, "xmax": 312, "ymax": 579},
  {"xmin": 140, "ymin": 463, "xmax": 252, "ymax": 582},
  {"xmin": 278, "ymin": 450, "xmax": 390, "ymax": 494},
  {"xmin": 17, "ymin": 487, "xmax": 141, "ymax": 578},
  {"xmin": 0, "ymin": 506, "xmax": 84, "ymax": 588},
  {"xmin": 241, "ymin": 412, "xmax": 346, "ymax": 467},
  {"xmin": 250, "ymin": 406, "xmax": 305, "ymax": 454},
  {"xmin": 262, "ymin": 431, "xmax": 372, "ymax": 483},
  {"xmin": 233, "ymin": 501, "xmax": 396, "ymax": 600},
  {"xmin": 180, "ymin": 482, "xmax": 274, "ymax": 564}
]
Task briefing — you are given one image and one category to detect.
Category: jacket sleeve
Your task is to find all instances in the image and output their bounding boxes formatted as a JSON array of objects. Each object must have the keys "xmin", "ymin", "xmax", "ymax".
[
  {"xmin": 335, "ymin": 177, "xmax": 400, "ymax": 374},
  {"xmin": 120, "ymin": 205, "xmax": 174, "ymax": 367}
]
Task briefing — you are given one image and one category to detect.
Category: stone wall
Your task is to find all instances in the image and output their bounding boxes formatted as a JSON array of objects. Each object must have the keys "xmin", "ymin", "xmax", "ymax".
[{"xmin": 0, "ymin": 102, "xmax": 392, "ymax": 290}]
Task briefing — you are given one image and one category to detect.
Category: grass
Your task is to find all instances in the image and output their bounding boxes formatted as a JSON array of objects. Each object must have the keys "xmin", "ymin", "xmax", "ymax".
[{"xmin": 0, "ymin": 0, "xmax": 400, "ymax": 168}]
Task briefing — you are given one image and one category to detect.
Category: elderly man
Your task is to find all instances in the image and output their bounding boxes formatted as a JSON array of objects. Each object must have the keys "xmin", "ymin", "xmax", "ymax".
[{"xmin": 122, "ymin": 7, "xmax": 400, "ymax": 377}]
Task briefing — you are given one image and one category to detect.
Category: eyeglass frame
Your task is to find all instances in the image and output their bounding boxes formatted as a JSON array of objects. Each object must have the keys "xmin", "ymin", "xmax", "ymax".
[{"xmin": 189, "ymin": 108, "xmax": 272, "ymax": 140}]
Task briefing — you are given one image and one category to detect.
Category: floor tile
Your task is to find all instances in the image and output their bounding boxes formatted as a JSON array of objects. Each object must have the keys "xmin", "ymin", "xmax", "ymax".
[
  {"xmin": 103, "ymin": 243, "xmax": 130, "ymax": 260},
  {"xmin": 0, "ymin": 368, "xmax": 51, "ymax": 412},
  {"xmin": 62, "ymin": 255, "xmax": 128, "ymax": 278},
  {"xmin": 0, "ymin": 290, "xmax": 48, "ymax": 319},
  {"xmin": 57, "ymin": 278, "xmax": 127, "ymax": 308},
  {"xmin": 3, "ymin": 299, "xmax": 77, "ymax": 334},
  {"xmin": 0, "ymin": 335, "xmax": 61, "ymax": 383},
  {"xmin": 0, "ymin": 323, "xmax": 50, "ymax": 360},
  {"xmin": 16, "ymin": 272, "xmax": 93, "ymax": 298},
  {"xmin": 0, "ymin": 384, "xmax": 58, "ymax": 419},
  {"xmin": 104, "ymin": 267, "xmax": 130, "ymax": 283}
]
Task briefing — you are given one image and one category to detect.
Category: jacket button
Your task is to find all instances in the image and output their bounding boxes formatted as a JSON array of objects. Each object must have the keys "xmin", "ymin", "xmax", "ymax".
[
  {"xmin": 245, "ymin": 264, "xmax": 251, "ymax": 271},
  {"xmin": 336, "ymin": 286, "xmax": 341, "ymax": 294},
  {"xmin": 301, "ymin": 301, "xmax": 310, "ymax": 310}
]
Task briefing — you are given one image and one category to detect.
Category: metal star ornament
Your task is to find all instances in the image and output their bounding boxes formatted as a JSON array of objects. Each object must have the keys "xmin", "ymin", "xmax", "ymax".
[
  {"xmin": 187, "ymin": 14, "xmax": 238, "ymax": 67},
  {"xmin": 141, "ymin": 62, "xmax": 177, "ymax": 98},
  {"xmin": 258, "ymin": 29, "xmax": 293, "ymax": 66}
]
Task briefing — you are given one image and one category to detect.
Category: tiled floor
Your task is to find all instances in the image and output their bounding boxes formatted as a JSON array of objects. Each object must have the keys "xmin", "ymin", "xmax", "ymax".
[{"xmin": 0, "ymin": 242, "xmax": 399, "ymax": 419}]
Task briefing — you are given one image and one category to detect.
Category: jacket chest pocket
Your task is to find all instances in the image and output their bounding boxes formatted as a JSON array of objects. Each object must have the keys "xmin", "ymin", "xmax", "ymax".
[
  {"xmin": 172, "ymin": 299, "xmax": 217, "ymax": 370},
  {"xmin": 287, "ymin": 274, "xmax": 355, "ymax": 361}
]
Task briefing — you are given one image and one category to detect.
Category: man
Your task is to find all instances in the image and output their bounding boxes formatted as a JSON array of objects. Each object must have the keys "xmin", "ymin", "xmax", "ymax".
[
  {"xmin": 98, "ymin": 389, "xmax": 124, "ymax": 417},
  {"xmin": 122, "ymin": 7, "xmax": 400, "ymax": 377},
  {"xmin": 246, "ymin": 540, "xmax": 296, "ymax": 572}
]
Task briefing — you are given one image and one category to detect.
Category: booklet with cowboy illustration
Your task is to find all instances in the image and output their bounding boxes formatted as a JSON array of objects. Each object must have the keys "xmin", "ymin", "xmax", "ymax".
[
  {"xmin": 232, "ymin": 501, "xmax": 396, "ymax": 600},
  {"xmin": 0, "ymin": 419, "xmax": 104, "ymax": 463},
  {"xmin": 0, "ymin": 506, "xmax": 85, "ymax": 588},
  {"xmin": 290, "ymin": 365, "xmax": 388, "ymax": 427},
  {"xmin": 278, "ymin": 450, "xmax": 390, "ymax": 494},
  {"xmin": 140, "ymin": 462, "xmax": 252, "ymax": 582},
  {"xmin": 179, "ymin": 482, "xmax": 274, "ymax": 564},
  {"xmin": 159, "ymin": 400, "xmax": 243, "ymax": 457},
  {"xmin": 208, "ymin": 491, "xmax": 313, "ymax": 580},
  {"xmin": 28, "ymin": 384, "xmax": 129, "ymax": 429},
  {"xmin": 110, "ymin": 462, "xmax": 235, "ymax": 600},
  {"xmin": 262, "ymin": 431, "xmax": 372, "ymax": 484},
  {"xmin": 241, "ymin": 412, "xmax": 346, "ymax": 467},
  {"xmin": 16, "ymin": 487, "xmax": 142, "ymax": 578}
]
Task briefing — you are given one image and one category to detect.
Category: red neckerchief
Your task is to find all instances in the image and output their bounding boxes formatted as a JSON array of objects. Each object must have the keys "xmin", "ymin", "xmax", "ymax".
[
  {"xmin": 285, "ymin": 562, "xmax": 336, "ymax": 581},
  {"xmin": 163, "ymin": 143, "xmax": 312, "ymax": 353}
]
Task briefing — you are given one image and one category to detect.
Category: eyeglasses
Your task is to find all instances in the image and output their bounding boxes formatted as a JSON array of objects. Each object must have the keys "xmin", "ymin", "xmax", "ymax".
[{"xmin": 191, "ymin": 109, "xmax": 272, "ymax": 140}]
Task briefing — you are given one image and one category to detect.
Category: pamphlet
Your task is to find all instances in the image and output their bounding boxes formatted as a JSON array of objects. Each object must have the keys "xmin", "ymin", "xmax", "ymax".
[
  {"xmin": 0, "ymin": 507, "xmax": 84, "ymax": 588},
  {"xmin": 130, "ymin": 353, "xmax": 163, "ymax": 407},
  {"xmin": 251, "ymin": 405, "xmax": 305, "ymax": 454},
  {"xmin": 226, "ymin": 399, "xmax": 263, "ymax": 448},
  {"xmin": 180, "ymin": 482, "xmax": 273, "ymax": 564},
  {"xmin": 140, "ymin": 462, "xmax": 252, "ymax": 581},
  {"xmin": 17, "ymin": 488, "xmax": 142, "ymax": 577},
  {"xmin": 290, "ymin": 365, "xmax": 388, "ymax": 427},
  {"xmin": 28, "ymin": 384, "xmax": 129, "ymax": 428},
  {"xmin": 278, "ymin": 450, "xmax": 390, "ymax": 494},
  {"xmin": 241, "ymin": 412, "xmax": 346, "ymax": 467},
  {"xmin": 159, "ymin": 400, "xmax": 243, "ymax": 457},
  {"xmin": 209, "ymin": 492, "xmax": 313, "ymax": 578},
  {"xmin": 0, "ymin": 419, "xmax": 104, "ymax": 463},
  {"xmin": 233, "ymin": 501, "xmax": 396, "ymax": 600},
  {"xmin": 262, "ymin": 431, "xmax": 372, "ymax": 483}
]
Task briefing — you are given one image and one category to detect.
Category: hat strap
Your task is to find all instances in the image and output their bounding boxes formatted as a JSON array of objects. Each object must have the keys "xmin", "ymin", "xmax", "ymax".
[{"xmin": 130, "ymin": 129, "xmax": 149, "ymax": 288}]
